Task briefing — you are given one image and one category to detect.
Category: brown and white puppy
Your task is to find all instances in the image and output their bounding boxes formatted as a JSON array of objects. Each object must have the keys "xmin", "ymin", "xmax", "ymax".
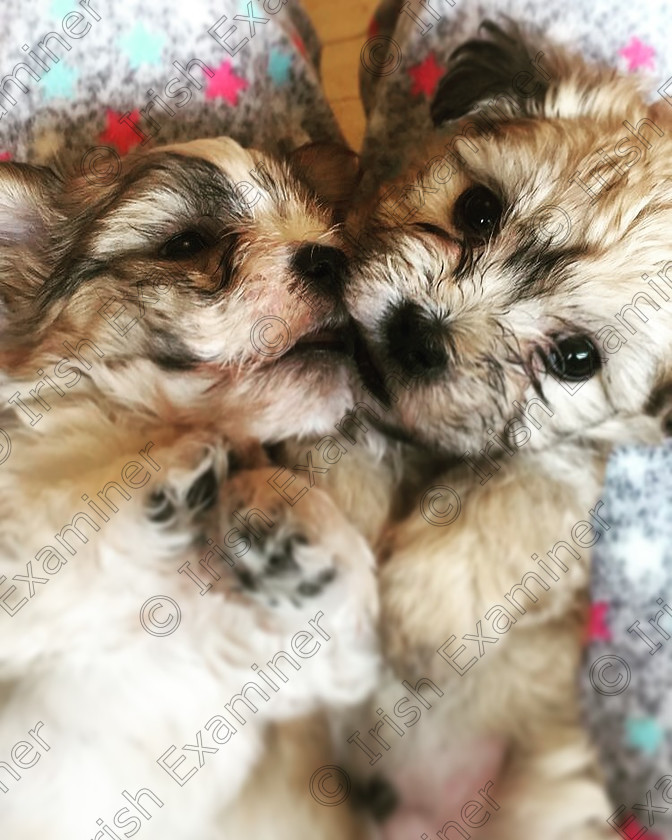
[
  {"xmin": 0, "ymin": 139, "xmax": 379, "ymax": 840},
  {"xmin": 344, "ymin": 22, "xmax": 672, "ymax": 840},
  {"xmin": 0, "ymin": 138, "xmax": 364, "ymax": 441}
]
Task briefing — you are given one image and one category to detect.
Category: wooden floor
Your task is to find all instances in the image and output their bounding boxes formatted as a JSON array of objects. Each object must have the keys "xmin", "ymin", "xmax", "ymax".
[{"xmin": 303, "ymin": 0, "xmax": 380, "ymax": 150}]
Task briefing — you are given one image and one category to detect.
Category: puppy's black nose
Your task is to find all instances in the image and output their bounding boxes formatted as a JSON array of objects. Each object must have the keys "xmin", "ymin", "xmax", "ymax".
[
  {"xmin": 384, "ymin": 302, "xmax": 448, "ymax": 378},
  {"xmin": 292, "ymin": 243, "xmax": 348, "ymax": 293}
]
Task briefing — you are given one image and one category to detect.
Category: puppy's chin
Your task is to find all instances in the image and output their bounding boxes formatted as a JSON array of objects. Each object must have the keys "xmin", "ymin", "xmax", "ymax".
[
  {"xmin": 240, "ymin": 355, "xmax": 359, "ymax": 442},
  {"xmin": 349, "ymin": 366, "xmax": 461, "ymax": 451}
]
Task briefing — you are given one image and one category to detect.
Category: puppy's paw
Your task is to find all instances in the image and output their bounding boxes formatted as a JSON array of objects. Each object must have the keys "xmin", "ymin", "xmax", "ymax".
[
  {"xmin": 233, "ymin": 526, "xmax": 338, "ymax": 608},
  {"xmin": 146, "ymin": 440, "xmax": 226, "ymax": 527},
  {"xmin": 145, "ymin": 437, "xmax": 267, "ymax": 536},
  {"xmin": 219, "ymin": 467, "xmax": 377, "ymax": 616}
]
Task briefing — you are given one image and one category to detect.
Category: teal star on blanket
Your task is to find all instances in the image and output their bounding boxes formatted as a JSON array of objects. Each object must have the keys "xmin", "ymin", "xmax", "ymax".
[
  {"xmin": 268, "ymin": 49, "xmax": 292, "ymax": 85},
  {"xmin": 41, "ymin": 62, "xmax": 78, "ymax": 100},
  {"xmin": 51, "ymin": 0, "xmax": 75, "ymax": 17},
  {"xmin": 119, "ymin": 23, "xmax": 166, "ymax": 69},
  {"xmin": 626, "ymin": 716, "xmax": 664, "ymax": 756}
]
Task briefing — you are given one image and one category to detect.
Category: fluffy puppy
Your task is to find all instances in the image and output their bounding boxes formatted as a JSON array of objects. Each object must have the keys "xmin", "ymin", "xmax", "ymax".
[
  {"xmin": 344, "ymin": 22, "xmax": 672, "ymax": 840},
  {"xmin": 0, "ymin": 138, "xmax": 363, "ymax": 441},
  {"xmin": 0, "ymin": 139, "xmax": 378, "ymax": 840}
]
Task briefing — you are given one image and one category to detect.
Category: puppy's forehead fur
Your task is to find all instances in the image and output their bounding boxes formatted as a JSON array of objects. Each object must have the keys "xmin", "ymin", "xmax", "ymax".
[
  {"xmin": 103, "ymin": 145, "xmax": 320, "ymax": 238},
  {"xmin": 71, "ymin": 140, "xmax": 302, "ymax": 253},
  {"xmin": 377, "ymin": 109, "xmax": 672, "ymax": 310},
  {"xmin": 89, "ymin": 153, "xmax": 250, "ymax": 254}
]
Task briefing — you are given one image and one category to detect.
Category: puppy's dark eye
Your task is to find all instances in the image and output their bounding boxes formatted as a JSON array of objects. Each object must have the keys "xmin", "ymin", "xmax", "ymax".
[
  {"xmin": 545, "ymin": 336, "xmax": 601, "ymax": 382},
  {"xmin": 160, "ymin": 230, "xmax": 210, "ymax": 260},
  {"xmin": 453, "ymin": 186, "xmax": 502, "ymax": 242}
]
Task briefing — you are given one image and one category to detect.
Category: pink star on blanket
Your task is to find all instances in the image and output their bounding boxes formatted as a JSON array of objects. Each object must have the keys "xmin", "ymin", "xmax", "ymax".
[
  {"xmin": 205, "ymin": 61, "xmax": 248, "ymax": 105},
  {"xmin": 291, "ymin": 30, "xmax": 308, "ymax": 59},
  {"xmin": 98, "ymin": 109, "xmax": 144, "ymax": 156},
  {"xmin": 585, "ymin": 601, "xmax": 611, "ymax": 643},
  {"xmin": 620, "ymin": 818, "xmax": 663, "ymax": 840},
  {"xmin": 0, "ymin": 152, "xmax": 12, "ymax": 161},
  {"xmin": 619, "ymin": 36, "xmax": 655, "ymax": 72},
  {"xmin": 408, "ymin": 52, "xmax": 443, "ymax": 98}
]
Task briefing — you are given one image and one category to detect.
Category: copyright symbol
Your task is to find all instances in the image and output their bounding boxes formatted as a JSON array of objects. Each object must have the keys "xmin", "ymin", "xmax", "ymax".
[
  {"xmin": 80, "ymin": 146, "xmax": 122, "ymax": 186},
  {"xmin": 309, "ymin": 765, "xmax": 351, "ymax": 806},
  {"xmin": 420, "ymin": 485, "xmax": 461, "ymax": 526},
  {"xmin": 532, "ymin": 204, "xmax": 572, "ymax": 246},
  {"xmin": 250, "ymin": 316, "xmax": 292, "ymax": 357},
  {"xmin": 360, "ymin": 36, "xmax": 402, "ymax": 77},
  {"xmin": 140, "ymin": 596, "xmax": 181, "ymax": 636},
  {"xmin": 152, "ymin": 274, "xmax": 174, "ymax": 295},
  {"xmin": 0, "ymin": 427, "xmax": 11, "ymax": 466},
  {"xmin": 589, "ymin": 654, "xmax": 631, "ymax": 696}
]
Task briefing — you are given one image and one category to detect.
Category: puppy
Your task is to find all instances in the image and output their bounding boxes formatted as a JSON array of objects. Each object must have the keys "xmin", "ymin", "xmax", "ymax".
[
  {"xmin": 344, "ymin": 21, "xmax": 672, "ymax": 840},
  {"xmin": 0, "ymin": 139, "xmax": 379, "ymax": 840}
]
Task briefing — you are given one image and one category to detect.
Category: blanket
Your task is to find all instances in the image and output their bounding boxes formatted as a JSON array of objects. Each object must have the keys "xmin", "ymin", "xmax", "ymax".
[{"xmin": 0, "ymin": 0, "xmax": 341, "ymax": 166}]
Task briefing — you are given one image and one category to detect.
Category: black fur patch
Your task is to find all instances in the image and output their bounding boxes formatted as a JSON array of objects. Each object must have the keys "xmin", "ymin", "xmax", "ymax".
[
  {"xmin": 352, "ymin": 775, "xmax": 399, "ymax": 822},
  {"xmin": 266, "ymin": 537, "xmax": 302, "ymax": 575},
  {"xmin": 646, "ymin": 379, "xmax": 672, "ymax": 437},
  {"xmin": 504, "ymin": 244, "xmax": 588, "ymax": 299},
  {"xmin": 186, "ymin": 466, "xmax": 219, "ymax": 511},
  {"xmin": 430, "ymin": 19, "xmax": 549, "ymax": 127},
  {"xmin": 147, "ymin": 489, "xmax": 176, "ymax": 523},
  {"xmin": 147, "ymin": 328, "xmax": 201, "ymax": 371}
]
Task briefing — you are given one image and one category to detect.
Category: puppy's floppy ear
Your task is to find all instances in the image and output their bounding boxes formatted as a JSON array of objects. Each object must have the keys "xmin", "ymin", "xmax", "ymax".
[
  {"xmin": 0, "ymin": 162, "xmax": 62, "ymax": 335},
  {"xmin": 430, "ymin": 19, "xmax": 551, "ymax": 127},
  {"xmin": 289, "ymin": 142, "xmax": 362, "ymax": 215}
]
